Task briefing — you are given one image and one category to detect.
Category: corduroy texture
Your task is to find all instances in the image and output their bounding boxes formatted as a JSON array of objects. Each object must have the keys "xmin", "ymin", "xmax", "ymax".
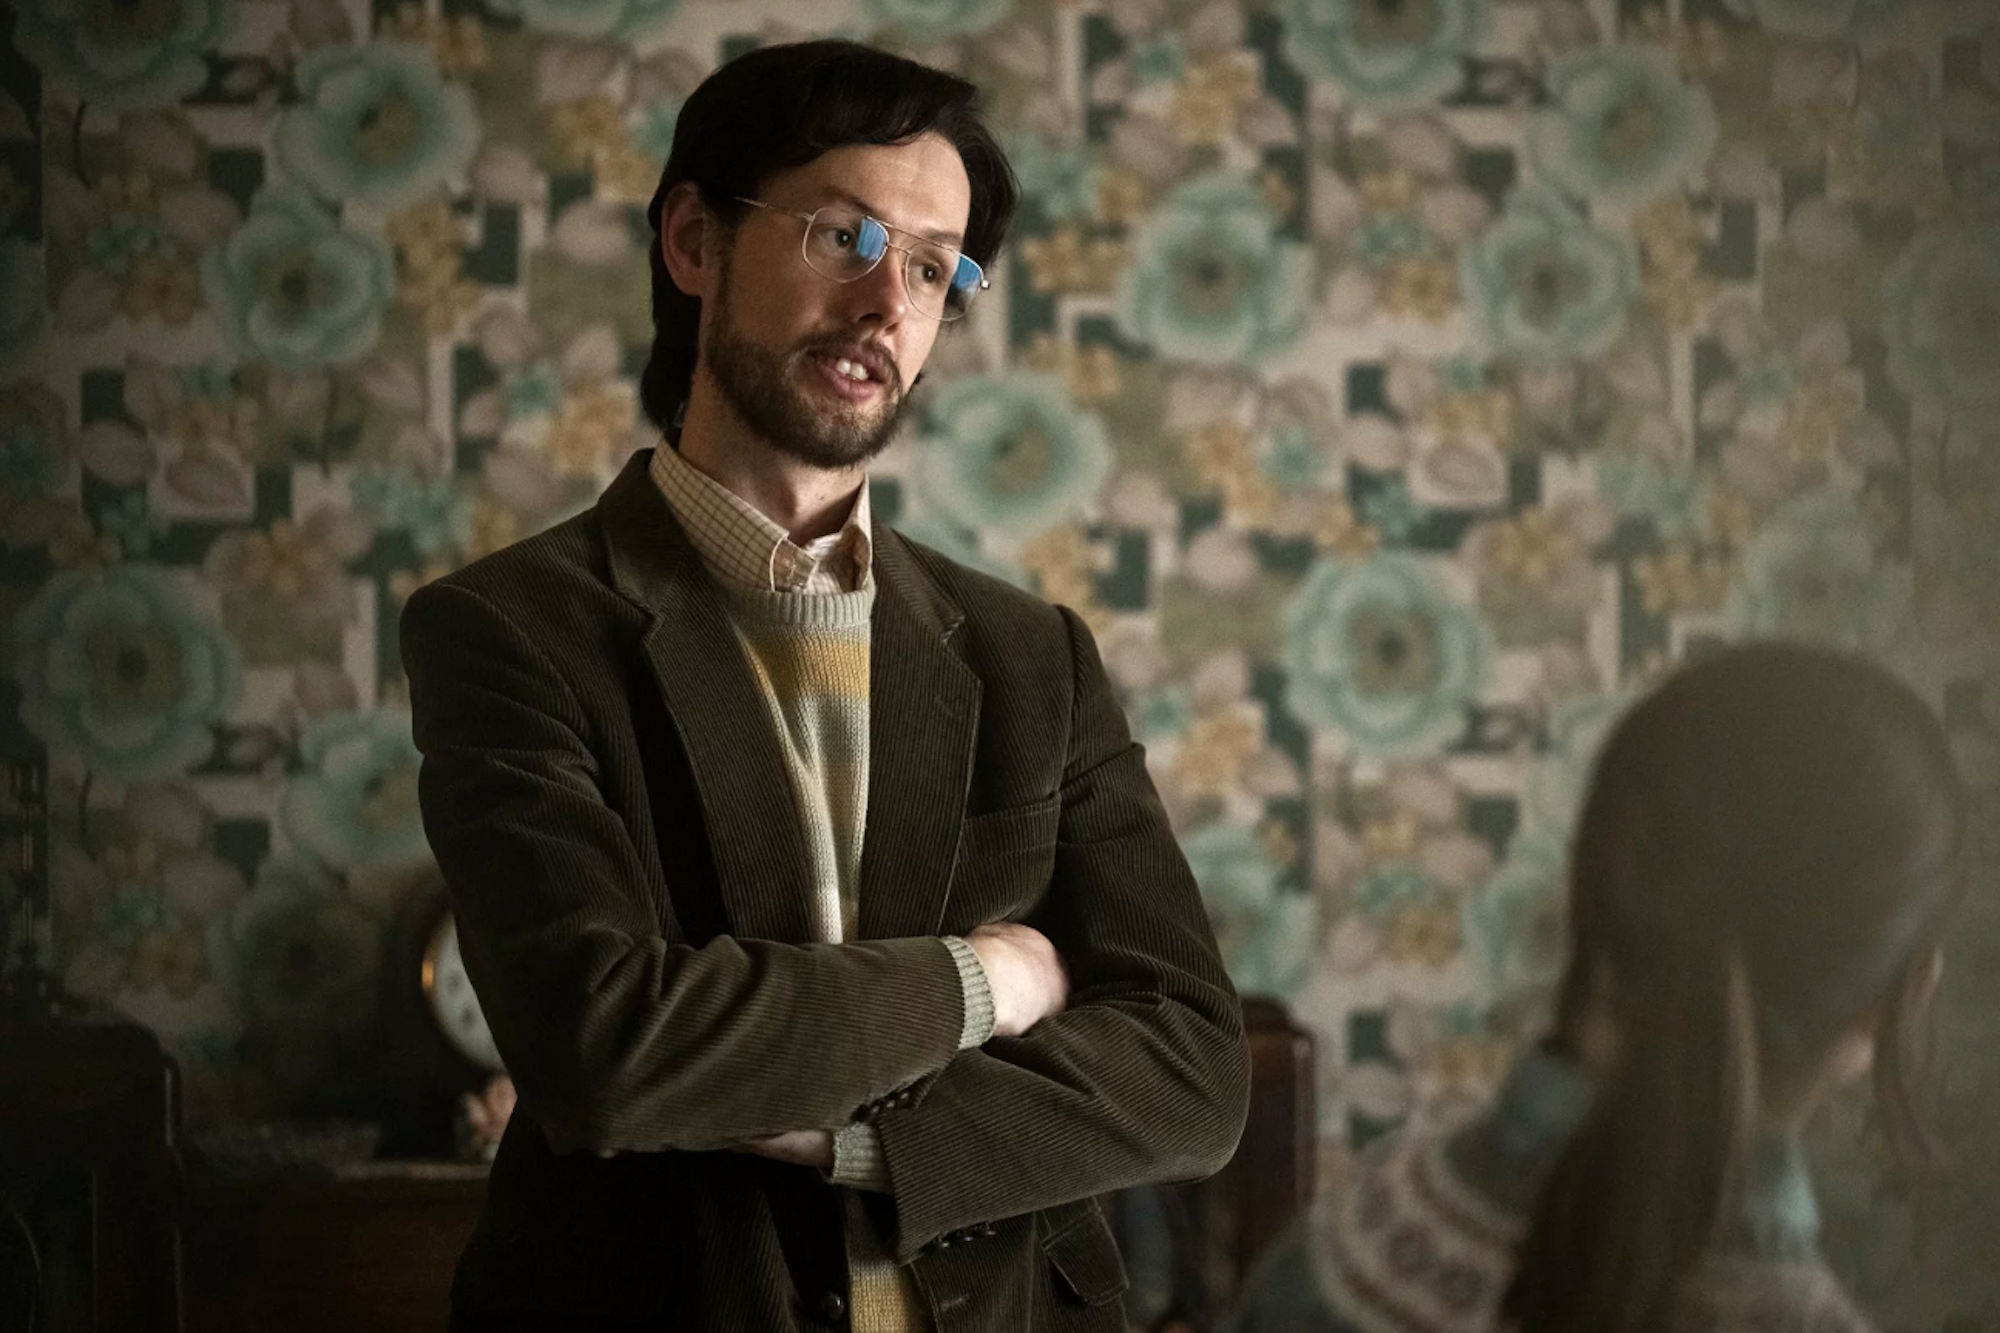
[{"xmin": 403, "ymin": 450, "xmax": 1250, "ymax": 1331}]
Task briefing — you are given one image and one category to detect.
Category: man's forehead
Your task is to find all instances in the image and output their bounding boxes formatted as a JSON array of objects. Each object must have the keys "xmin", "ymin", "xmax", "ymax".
[{"xmin": 770, "ymin": 137, "xmax": 971, "ymax": 242}]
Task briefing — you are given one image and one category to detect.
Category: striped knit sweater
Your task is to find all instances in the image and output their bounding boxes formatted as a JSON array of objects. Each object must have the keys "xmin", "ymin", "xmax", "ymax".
[
  {"xmin": 654, "ymin": 443, "xmax": 993, "ymax": 1333},
  {"xmin": 722, "ymin": 584, "xmax": 876, "ymax": 946},
  {"xmin": 1223, "ymin": 1048, "xmax": 1874, "ymax": 1333},
  {"xmin": 722, "ymin": 585, "xmax": 930, "ymax": 1332}
]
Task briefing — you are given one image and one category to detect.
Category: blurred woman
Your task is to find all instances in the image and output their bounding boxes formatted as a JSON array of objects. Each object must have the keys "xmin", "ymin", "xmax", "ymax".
[{"xmin": 1225, "ymin": 642, "xmax": 1968, "ymax": 1333}]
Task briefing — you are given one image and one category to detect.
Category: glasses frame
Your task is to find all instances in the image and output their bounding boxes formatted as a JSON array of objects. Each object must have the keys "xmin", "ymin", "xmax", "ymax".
[{"xmin": 732, "ymin": 197, "xmax": 988, "ymax": 322}]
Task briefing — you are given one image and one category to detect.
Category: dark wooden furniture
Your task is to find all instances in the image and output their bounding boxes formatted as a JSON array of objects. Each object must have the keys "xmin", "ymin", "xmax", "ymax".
[
  {"xmin": 1209, "ymin": 996, "xmax": 1319, "ymax": 1283},
  {"xmin": 179, "ymin": 1163, "xmax": 485, "ymax": 1333},
  {"xmin": 0, "ymin": 1014, "xmax": 184, "ymax": 1333},
  {"xmin": 45, "ymin": 998, "xmax": 1313, "ymax": 1333},
  {"xmin": 1108, "ymin": 995, "xmax": 1317, "ymax": 1329}
]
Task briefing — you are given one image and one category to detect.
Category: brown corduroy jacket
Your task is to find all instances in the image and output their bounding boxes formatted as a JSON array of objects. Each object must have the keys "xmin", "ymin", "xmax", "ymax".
[{"xmin": 401, "ymin": 449, "xmax": 1250, "ymax": 1332}]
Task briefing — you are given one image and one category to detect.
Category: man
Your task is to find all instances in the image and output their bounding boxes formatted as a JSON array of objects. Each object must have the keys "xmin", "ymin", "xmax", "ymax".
[{"xmin": 402, "ymin": 39, "xmax": 1249, "ymax": 1333}]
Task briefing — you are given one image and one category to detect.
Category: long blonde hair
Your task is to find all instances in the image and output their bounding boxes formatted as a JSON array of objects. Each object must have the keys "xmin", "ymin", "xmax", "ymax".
[{"xmin": 1503, "ymin": 643, "xmax": 1966, "ymax": 1333}]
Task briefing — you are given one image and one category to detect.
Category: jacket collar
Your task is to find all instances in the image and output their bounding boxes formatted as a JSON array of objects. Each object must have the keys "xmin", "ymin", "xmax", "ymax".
[{"xmin": 597, "ymin": 449, "xmax": 979, "ymax": 944}]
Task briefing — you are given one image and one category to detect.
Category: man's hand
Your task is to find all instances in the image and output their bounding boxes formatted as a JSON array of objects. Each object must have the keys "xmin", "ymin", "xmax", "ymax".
[
  {"xmin": 732, "ymin": 1129, "xmax": 834, "ymax": 1169},
  {"xmin": 966, "ymin": 922, "xmax": 1069, "ymax": 1039}
]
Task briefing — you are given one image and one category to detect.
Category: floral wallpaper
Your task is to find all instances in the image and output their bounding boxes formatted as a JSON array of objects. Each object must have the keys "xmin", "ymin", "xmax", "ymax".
[{"xmin": 2, "ymin": 0, "xmax": 1998, "ymax": 1323}]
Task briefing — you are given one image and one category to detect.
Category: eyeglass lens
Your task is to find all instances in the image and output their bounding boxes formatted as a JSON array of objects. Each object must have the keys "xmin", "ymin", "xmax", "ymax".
[{"xmin": 802, "ymin": 208, "xmax": 981, "ymax": 318}]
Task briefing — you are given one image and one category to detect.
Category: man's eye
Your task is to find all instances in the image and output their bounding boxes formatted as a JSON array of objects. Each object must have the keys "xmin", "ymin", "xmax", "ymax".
[{"xmin": 830, "ymin": 228, "xmax": 856, "ymax": 249}]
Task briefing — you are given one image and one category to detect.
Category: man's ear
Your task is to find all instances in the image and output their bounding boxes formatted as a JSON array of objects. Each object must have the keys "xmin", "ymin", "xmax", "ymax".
[{"xmin": 659, "ymin": 181, "xmax": 719, "ymax": 302}]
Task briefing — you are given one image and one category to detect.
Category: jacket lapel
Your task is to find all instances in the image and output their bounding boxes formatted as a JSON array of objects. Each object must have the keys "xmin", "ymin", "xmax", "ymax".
[
  {"xmin": 857, "ymin": 530, "xmax": 982, "ymax": 941},
  {"xmin": 597, "ymin": 451, "xmax": 814, "ymax": 943}
]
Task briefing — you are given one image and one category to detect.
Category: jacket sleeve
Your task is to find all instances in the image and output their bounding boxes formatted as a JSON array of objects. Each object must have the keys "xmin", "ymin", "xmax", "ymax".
[
  {"xmin": 869, "ymin": 606, "xmax": 1252, "ymax": 1258},
  {"xmin": 401, "ymin": 577, "xmax": 969, "ymax": 1153}
]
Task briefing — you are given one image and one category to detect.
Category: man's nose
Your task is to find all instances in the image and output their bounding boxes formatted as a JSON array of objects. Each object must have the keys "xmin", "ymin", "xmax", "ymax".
[{"xmin": 843, "ymin": 251, "xmax": 910, "ymax": 326}]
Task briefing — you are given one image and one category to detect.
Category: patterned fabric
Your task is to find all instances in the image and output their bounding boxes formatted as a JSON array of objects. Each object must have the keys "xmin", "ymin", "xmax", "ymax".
[
  {"xmin": 651, "ymin": 441, "xmax": 872, "ymax": 594},
  {"xmin": 1225, "ymin": 1047, "xmax": 1874, "ymax": 1333}
]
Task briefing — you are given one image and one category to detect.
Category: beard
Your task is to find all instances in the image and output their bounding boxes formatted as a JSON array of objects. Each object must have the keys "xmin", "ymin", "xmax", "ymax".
[{"xmin": 699, "ymin": 249, "xmax": 914, "ymax": 471}]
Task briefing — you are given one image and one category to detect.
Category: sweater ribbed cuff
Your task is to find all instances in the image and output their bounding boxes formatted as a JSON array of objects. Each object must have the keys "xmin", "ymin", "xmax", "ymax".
[
  {"xmin": 831, "ymin": 1121, "xmax": 892, "ymax": 1192},
  {"xmin": 941, "ymin": 935, "xmax": 995, "ymax": 1050}
]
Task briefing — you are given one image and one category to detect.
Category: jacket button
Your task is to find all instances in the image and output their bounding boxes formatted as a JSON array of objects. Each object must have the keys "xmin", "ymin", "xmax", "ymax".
[{"xmin": 817, "ymin": 1291, "xmax": 847, "ymax": 1322}]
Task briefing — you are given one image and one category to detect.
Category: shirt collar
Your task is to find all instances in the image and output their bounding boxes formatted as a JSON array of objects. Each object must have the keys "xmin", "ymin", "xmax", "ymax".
[{"xmin": 650, "ymin": 442, "xmax": 873, "ymax": 594}]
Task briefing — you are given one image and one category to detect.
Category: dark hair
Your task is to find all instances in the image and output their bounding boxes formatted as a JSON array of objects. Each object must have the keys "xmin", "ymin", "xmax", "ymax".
[
  {"xmin": 1504, "ymin": 642, "xmax": 1968, "ymax": 1333},
  {"xmin": 638, "ymin": 39, "xmax": 1019, "ymax": 434}
]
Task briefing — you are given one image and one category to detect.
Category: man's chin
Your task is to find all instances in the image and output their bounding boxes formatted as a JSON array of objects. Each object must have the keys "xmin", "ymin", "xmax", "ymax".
[{"xmin": 783, "ymin": 388, "xmax": 904, "ymax": 465}]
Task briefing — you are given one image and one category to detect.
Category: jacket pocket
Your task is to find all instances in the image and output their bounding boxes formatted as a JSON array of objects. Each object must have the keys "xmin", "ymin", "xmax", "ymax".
[
  {"xmin": 948, "ymin": 795, "xmax": 1061, "ymax": 926},
  {"xmin": 1039, "ymin": 1199, "xmax": 1129, "ymax": 1307}
]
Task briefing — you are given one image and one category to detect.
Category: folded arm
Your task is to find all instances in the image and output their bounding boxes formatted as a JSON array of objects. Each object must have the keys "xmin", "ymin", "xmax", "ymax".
[
  {"xmin": 867, "ymin": 608, "xmax": 1252, "ymax": 1256},
  {"xmin": 403, "ymin": 578, "xmax": 976, "ymax": 1153}
]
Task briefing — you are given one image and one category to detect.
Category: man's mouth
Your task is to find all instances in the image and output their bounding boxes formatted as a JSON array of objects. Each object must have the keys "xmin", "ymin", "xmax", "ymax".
[{"xmin": 806, "ymin": 343, "xmax": 893, "ymax": 390}]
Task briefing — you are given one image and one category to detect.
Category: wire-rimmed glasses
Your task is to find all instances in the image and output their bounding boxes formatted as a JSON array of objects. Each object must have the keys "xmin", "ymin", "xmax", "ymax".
[{"xmin": 734, "ymin": 197, "xmax": 988, "ymax": 322}]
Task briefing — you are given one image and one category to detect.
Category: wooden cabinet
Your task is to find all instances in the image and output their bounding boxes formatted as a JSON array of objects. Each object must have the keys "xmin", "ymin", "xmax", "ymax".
[
  {"xmin": 0, "ymin": 1016, "xmax": 182, "ymax": 1333},
  {"xmin": 9, "ymin": 1000, "xmax": 1312, "ymax": 1333},
  {"xmin": 180, "ymin": 1163, "xmax": 486, "ymax": 1333}
]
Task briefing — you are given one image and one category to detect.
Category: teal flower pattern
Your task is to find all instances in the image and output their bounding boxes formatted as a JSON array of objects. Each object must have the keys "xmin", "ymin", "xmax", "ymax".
[
  {"xmin": 913, "ymin": 373, "xmax": 1112, "ymax": 538},
  {"xmin": 1182, "ymin": 820, "xmax": 1316, "ymax": 997},
  {"xmin": 1283, "ymin": 0, "xmax": 1486, "ymax": 110},
  {"xmin": 484, "ymin": 0, "xmax": 680, "ymax": 40},
  {"xmin": 1358, "ymin": 477, "xmax": 1428, "ymax": 544},
  {"xmin": 1880, "ymin": 226, "xmax": 2000, "ymax": 422},
  {"xmin": 15, "ymin": 0, "xmax": 235, "ymax": 110},
  {"xmin": 1726, "ymin": 488, "xmax": 1913, "ymax": 657},
  {"xmin": 892, "ymin": 510, "xmax": 1032, "ymax": 590},
  {"xmin": 1258, "ymin": 421, "xmax": 1333, "ymax": 490},
  {"xmin": 101, "ymin": 492, "xmax": 172, "ymax": 557},
  {"xmin": 275, "ymin": 42, "xmax": 480, "ymax": 212},
  {"xmin": 11, "ymin": 564, "xmax": 242, "ymax": 781},
  {"xmin": 1115, "ymin": 171, "xmax": 1313, "ymax": 366},
  {"xmin": 628, "ymin": 100, "xmax": 683, "ymax": 162},
  {"xmin": 1282, "ymin": 552, "xmax": 1492, "ymax": 760},
  {"xmin": 1460, "ymin": 187, "xmax": 1639, "ymax": 361},
  {"xmin": 863, "ymin": 0, "xmax": 1013, "ymax": 39},
  {"xmin": 1351, "ymin": 861, "xmax": 1443, "ymax": 919},
  {"xmin": 1007, "ymin": 133, "xmax": 1101, "ymax": 225},
  {"xmin": 1595, "ymin": 450, "xmax": 1708, "ymax": 540},
  {"xmin": 1128, "ymin": 31, "xmax": 1192, "ymax": 86},
  {"xmin": 200, "ymin": 188, "xmax": 396, "ymax": 369},
  {"xmin": 349, "ymin": 461, "xmax": 475, "ymax": 557},
  {"xmin": 279, "ymin": 709, "xmax": 431, "ymax": 873},
  {"xmin": 211, "ymin": 853, "xmax": 379, "ymax": 1032},
  {"xmin": 1461, "ymin": 829, "xmax": 1568, "ymax": 1007},
  {"xmin": 1520, "ymin": 689, "xmax": 1631, "ymax": 841},
  {"xmin": 1128, "ymin": 684, "xmax": 1195, "ymax": 743},
  {"xmin": 1721, "ymin": 0, "xmax": 1898, "ymax": 37},
  {"xmin": 1527, "ymin": 45, "xmax": 1719, "ymax": 207}
]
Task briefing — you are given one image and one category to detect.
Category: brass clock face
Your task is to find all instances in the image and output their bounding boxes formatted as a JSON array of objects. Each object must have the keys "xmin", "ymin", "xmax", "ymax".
[{"xmin": 421, "ymin": 913, "xmax": 505, "ymax": 1073}]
